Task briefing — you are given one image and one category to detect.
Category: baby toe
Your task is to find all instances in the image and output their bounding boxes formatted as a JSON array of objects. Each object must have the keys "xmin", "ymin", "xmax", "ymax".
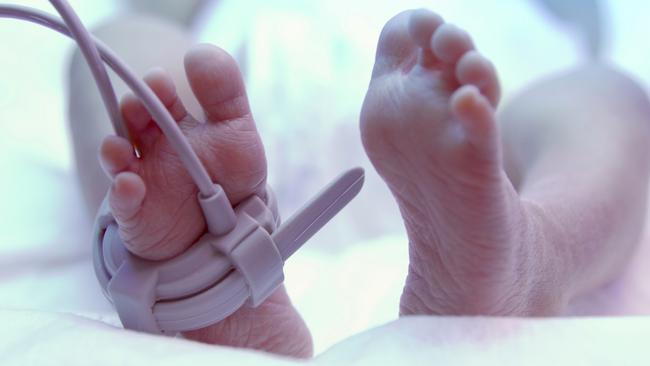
[
  {"xmin": 408, "ymin": 9, "xmax": 444, "ymax": 49},
  {"xmin": 183, "ymin": 44, "xmax": 267, "ymax": 202},
  {"xmin": 184, "ymin": 44, "xmax": 252, "ymax": 123},
  {"xmin": 142, "ymin": 68, "xmax": 189, "ymax": 122},
  {"xmin": 120, "ymin": 68, "xmax": 192, "ymax": 154},
  {"xmin": 431, "ymin": 23, "xmax": 474, "ymax": 64},
  {"xmin": 109, "ymin": 171, "xmax": 146, "ymax": 228},
  {"xmin": 371, "ymin": 10, "xmax": 420, "ymax": 77},
  {"xmin": 120, "ymin": 92, "xmax": 151, "ymax": 134},
  {"xmin": 456, "ymin": 51, "xmax": 500, "ymax": 107},
  {"xmin": 450, "ymin": 85, "xmax": 497, "ymax": 145},
  {"xmin": 99, "ymin": 135, "xmax": 138, "ymax": 178}
]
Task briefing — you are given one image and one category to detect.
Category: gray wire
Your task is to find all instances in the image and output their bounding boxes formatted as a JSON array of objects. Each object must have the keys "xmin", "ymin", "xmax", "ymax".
[
  {"xmin": 48, "ymin": 0, "xmax": 129, "ymax": 141},
  {"xmin": 0, "ymin": 3, "xmax": 217, "ymax": 197}
]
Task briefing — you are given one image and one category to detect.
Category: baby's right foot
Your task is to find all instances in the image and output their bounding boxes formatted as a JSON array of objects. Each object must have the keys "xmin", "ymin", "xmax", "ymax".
[
  {"xmin": 361, "ymin": 10, "xmax": 561, "ymax": 315},
  {"xmin": 99, "ymin": 45, "xmax": 312, "ymax": 357}
]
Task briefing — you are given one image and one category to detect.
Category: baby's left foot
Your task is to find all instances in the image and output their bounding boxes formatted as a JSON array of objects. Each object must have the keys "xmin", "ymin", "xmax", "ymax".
[
  {"xmin": 361, "ymin": 10, "xmax": 559, "ymax": 316},
  {"xmin": 99, "ymin": 44, "xmax": 312, "ymax": 357}
]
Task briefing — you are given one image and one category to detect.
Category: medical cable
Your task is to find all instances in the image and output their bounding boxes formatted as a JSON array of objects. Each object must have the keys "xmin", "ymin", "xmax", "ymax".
[{"xmin": 0, "ymin": 3, "xmax": 222, "ymax": 202}]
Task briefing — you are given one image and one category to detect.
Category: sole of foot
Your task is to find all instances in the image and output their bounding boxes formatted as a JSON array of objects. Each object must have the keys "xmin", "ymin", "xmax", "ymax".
[{"xmin": 361, "ymin": 9, "xmax": 556, "ymax": 316}]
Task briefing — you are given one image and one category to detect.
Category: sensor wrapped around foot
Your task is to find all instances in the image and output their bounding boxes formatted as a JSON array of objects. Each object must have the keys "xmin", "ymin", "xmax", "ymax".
[
  {"xmin": 93, "ymin": 186, "xmax": 281, "ymax": 334},
  {"xmin": 93, "ymin": 168, "xmax": 364, "ymax": 335}
]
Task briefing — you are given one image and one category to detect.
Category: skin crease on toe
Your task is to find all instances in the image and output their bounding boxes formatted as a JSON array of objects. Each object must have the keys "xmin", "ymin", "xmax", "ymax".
[{"xmin": 98, "ymin": 44, "xmax": 313, "ymax": 358}]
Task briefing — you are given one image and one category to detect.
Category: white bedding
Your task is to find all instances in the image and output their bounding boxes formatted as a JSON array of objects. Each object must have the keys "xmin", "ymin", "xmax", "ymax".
[
  {"xmin": 2, "ymin": 0, "xmax": 650, "ymax": 364},
  {"xmin": 2, "ymin": 311, "xmax": 650, "ymax": 365}
]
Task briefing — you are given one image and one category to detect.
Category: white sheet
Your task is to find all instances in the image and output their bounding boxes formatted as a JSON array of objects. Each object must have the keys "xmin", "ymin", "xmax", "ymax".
[{"xmin": 2, "ymin": 311, "xmax": 650, "ymax": 365}]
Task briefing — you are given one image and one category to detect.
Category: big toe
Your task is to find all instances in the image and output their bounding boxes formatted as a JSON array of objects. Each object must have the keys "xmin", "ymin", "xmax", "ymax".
[
  {"xmin": 183, "ymin": 44, "xmax": 267, "ymax": 203},
  {"xmin": 185, "ymin": 44, "xmax": 252, "ymax": 123}
]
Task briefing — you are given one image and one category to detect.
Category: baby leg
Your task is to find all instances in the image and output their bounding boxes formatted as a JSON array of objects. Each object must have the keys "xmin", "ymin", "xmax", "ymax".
[
  {"xmin": 500, "ymin": 64, "xmax": 650, "ymax": 308},
  {"xmin": 361, "ymin": 9, "xmax": 650, "ymax": 316}
]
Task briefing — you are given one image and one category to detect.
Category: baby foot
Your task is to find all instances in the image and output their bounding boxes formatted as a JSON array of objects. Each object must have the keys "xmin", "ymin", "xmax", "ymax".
[
  {"xmin": 361, "ymin": 10, "xmax": 553, "ymax": 315},
  {"xmin": 99, "ymin": 44, "xmax": 312, "ymax": 357}
]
